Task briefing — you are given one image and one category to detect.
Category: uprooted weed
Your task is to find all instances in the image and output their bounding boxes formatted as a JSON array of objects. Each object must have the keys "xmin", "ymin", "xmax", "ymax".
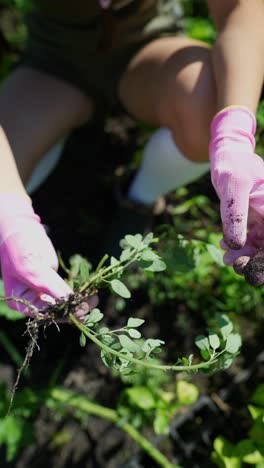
[
  {"xmin": 0, "ymin": 288, "xmax": 95, "ymax": 413},
  {"xmin": 0, "ymin": 233, "xmax": 242, "ymax": 413}
]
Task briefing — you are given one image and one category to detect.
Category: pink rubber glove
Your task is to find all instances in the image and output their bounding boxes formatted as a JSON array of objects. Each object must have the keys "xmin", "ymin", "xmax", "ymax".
[
  {"xmin": 209, "ymin": 106, "xmax": 264, "ymax": 285},
  {"xmin": 0, "ymin": 194, "xmax": 74, "ymax": 315}
]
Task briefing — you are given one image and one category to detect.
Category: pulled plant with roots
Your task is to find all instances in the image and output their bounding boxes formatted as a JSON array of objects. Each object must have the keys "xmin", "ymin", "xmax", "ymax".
[{"xmin": 0, "ymin": 233, "xmax": 242, "ymax": 412}]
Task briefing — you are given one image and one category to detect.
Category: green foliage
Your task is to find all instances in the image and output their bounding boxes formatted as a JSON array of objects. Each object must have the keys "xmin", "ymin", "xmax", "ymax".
[
  {"xmin": 64, "ymin": 254, "xmax": 92, "ymax": 289},
  {"xmin": 194, "ymin": 313, "xmax": 241, "ymax": 372},
  {"xmin": 117, "ymin": 377, "xmax": 199, "ymax": 436},
  {"xmin": 146, "ymin": 192, "xmax": 264, "ymax": 318},
  {"xmin": 60, "ymin": 232, "xmax": 241, "ymax": 375},
  {"xmin": 180, "ymin": 0, "xmax": 209, "ymax": 18},
  {"xmin": 212, "ymin": 383, "xmax": 264, "ymax": 467},
  {"xmin": 0, "ymin": 0, "xmax": 32, "ymax": 12},
  {"xmin": 0, "ymin": 280, "xmax": 24, "ymax": 320},
  {"xmin": 0, "ymin": 384, "xmax": 36, "ymax": 462},
  {"xmin": 256, "ymin": 100, "xmax": 264, "ymax": 156},
  {"xmin": 182, "ymin": 17, "xmax": 216, "ymax": 44}
]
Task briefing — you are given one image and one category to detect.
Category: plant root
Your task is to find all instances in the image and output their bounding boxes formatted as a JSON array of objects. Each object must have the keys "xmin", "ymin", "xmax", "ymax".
[{"xmin": 4, "ymin": 287, "xmax": 95, "ymax": 413}]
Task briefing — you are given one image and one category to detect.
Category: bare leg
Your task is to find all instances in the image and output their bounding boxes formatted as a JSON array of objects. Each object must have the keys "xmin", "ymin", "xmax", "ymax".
[
  {"xmin": 118, "ymin": 37, "xmax": 217, "ymax": 162},
  {"xmin": 0, "ymin": 66, "xmax": 93, "ymax": 185}
]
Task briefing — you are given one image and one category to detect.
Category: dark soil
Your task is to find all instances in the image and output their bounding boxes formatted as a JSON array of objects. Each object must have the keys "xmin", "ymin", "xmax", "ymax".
[{"xmin": 244, "ymin": 248, "xmax": 264, "ymax": 286}]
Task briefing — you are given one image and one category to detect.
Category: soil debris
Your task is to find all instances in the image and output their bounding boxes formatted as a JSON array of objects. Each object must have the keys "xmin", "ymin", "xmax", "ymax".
[{"xmin": 244, "ymin": 248, "xmax": 264, "ymax": 286}]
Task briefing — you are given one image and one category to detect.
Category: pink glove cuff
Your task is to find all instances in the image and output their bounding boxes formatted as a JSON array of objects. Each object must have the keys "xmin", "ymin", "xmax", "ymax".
[
  {"xmin": 0, "ymin": 193, "xmax": 41, "ymax": 245},
  {"xmin": 210, "ymin": 106, "xmax": 256, "ymax": 155}
]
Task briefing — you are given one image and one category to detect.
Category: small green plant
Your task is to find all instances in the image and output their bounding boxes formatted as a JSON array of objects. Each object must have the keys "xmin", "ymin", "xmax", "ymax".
[
  {"xmin": 0, "ymin": 232, "xmax": 241, "ymax": 413},
  {"xmin": 64, "ymin": 233, "xmax": 241, "ymax": 376},
  {"xmin": 118, "ymin": 378, "xmax": 199, "ymax": 436},
  {"xmin": 0, "ymin": 382, "xmax": 180, "ymax": 468},
  {"xmin": 212, "ymin": 383, "xmax": 264, "ymax": 467}
]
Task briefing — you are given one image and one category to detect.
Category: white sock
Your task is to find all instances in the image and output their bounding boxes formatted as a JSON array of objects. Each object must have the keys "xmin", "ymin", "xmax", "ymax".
[
  {"xmin": 26, "ymin": 139, "xmax": 66, "ymax": 194},
  {"xmin": 128, "ymin": 128, "xmax": 210, "ymax": 205}
]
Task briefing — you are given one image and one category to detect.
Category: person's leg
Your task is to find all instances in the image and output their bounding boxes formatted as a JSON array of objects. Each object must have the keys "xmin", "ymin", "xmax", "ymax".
[
  {"xmin": 118, "ymin": 37, "xmax": 216, "ymax": 204},
  {"xmin": 0, "ymin": 66, "xmax": 94, "ymax": 186}
]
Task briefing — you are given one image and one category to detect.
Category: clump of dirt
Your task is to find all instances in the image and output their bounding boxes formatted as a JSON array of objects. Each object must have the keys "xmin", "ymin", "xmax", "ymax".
[{"xmin": 244, "ymin": 248, "xmax": 264, "ymax": 286}]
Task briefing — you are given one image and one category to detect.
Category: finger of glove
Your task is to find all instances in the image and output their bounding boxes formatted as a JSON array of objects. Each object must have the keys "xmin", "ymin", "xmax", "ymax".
[
  {"xmin": 7, "ymin": 288, "xmax": 43, "ymax": 316},
  {"xmin": 233, "ymin": 256, "xmax": 251, "ymax": 275},
  {"xmin": 249, "ymin": 182, "xmax": 264, "ymax": 219},
  {"xmin": 74, "ymin": 294, "xmax": 99, "ymax": 320},
  {"xmin": 220, "ymin": 174, "xmax": 250, "ymax": 250},
  {"xmin": 24, "ymin": 268, "xmax": 73, "ymax": 300},
  {"xmin": 223, "ymin": 244, "xmax": 256, "ymax": 266}
]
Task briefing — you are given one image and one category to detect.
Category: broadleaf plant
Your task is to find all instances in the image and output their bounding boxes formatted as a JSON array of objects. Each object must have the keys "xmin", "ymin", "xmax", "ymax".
[{"xmin": 0, "ymin": 232, "xmax": 242, "ymax": 404}]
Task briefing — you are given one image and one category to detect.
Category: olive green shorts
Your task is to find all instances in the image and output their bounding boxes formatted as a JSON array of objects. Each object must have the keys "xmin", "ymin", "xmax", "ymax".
[{"xmin": 23, "ymin": 1, "xmax": 181, "ymax": 115}]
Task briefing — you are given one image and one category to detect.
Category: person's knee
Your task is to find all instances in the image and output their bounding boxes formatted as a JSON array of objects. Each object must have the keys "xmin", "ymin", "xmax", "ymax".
[
  {"xmin": 157, "ymin": 44, "xmax": 216, "ymax": 163},
  {"xmin": 170, "ymin": 120, "xmax": 210, "ymax": 163}
]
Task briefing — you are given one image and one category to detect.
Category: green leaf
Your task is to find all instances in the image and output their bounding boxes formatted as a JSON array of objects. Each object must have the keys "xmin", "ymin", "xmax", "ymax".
[
  {"xmin": 237, "ymin": 439, "xmax": 264, "ymax": 464},
  {"xmin": 120, "ymin": 248, "xmax": 131, "ymax": 262},
  {"xmin": 69, "ymin": 254, "xmax": 91, "ymax": 280},
  {"xmin": 213, "ymin": 437, "xmax": 241, "ymax": 468},
  {"xmin": 143, "ymin": 232, "xmax": 154, "ymax": 245},
  {"xmin": 110, "ymin": 256, "xmax": 119, "ymax": 267},
  {"xmin": 79, "ymin": 333, "xmax": 86, "ymax": 347},
  {"xmin": 141, "ymin": 250, "xmax": 158, "ymax": 262},
  {"xmin": 221, "ymin": 357, "xmax": 233, "ymax": 369},
  {"xmin": 127, "ymin": 318, "xmax": 145, "ymax": 328},
  {"xmin": 208, "ymin": 330, "xmax": 220, "ymax": 350},
  {"xmin": 101, "ymin": 350, "xmax": 116, "ymax": 368},
  {"xmin": 176, "ymin": 381, "xmax": 199, "ymax": 405},
  {"xmin": 127, "ymin": 329, "xmax": 141, "ymax": 339},
  {"xmin": 111, "ymin": 280, "xmax": 131, "ymax": 299},
  {"xmin": 188, "ymin": 354, "xmax": 194, "ymax": 365},
  {"xmin": 248, "ymin": 405, "xmax": 264, "ymax": 421},
  {"xmin": 215, "ymin": 313, "xmax": 233, "ymax": 340},
  {"xmin": 154, "ymin": 409, "xmax": 170, "ymax": 435},
  {"xmin": 142, "ymin": 339, "xmax": 165, "ymax": 355},
  {"xmin": 143, "ymin": 258, "xmax": 166, "ymax": 272},
  {"xmin": 200, "ymin": 349, "xmax": 211, "ymax": 361},
  {"xmin": 126, "ymin": 386, "xmax": 156, "ymax": 410},
  {"xmin": 0, "ymin": 415, "xmax": 33, "ymax": 462},
  {"xmin": 124, "ymin": 234, "xmax": 142, "ymax": 249},
  {"xmin": 225, "ymin": 334, "xmax": 242, "ymax": 354},
  {"xmin": 206, "ymin": 244, "xmax": 224, "ymax": 266},
  {"xmin": 195, "ymin": 335, "xmax": 210, "ymax": 351},
  {"xmin": 86, "ymin": 308, "xmax": 103, "ymax": 324},
  {"xmin": 251, "ymin": 384, "xmax": 264, "ymax": 408},
  {"xmin": 119, "ymin": 335, "xmax": 139, "ymax": 353},
  {"xmin": 98, "ymin": 327, "xmax": 109, "ymax": 335}
]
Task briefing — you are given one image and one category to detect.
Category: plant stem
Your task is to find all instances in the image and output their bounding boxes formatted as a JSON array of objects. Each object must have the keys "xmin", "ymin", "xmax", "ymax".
[
  {"xmin": 95, "ymin": 254, "xmax": 109, "ymax": 273},
  {"xmin": 69, "ymin": 314, "xmax": 218, "ymax": 372},
  {"xmin": 79, "ymin": 247, "xmax": 140, "ymax": 293},
  {"xmin": 50, "ymin": 387, "xmax": 180, "ymax": 468}
]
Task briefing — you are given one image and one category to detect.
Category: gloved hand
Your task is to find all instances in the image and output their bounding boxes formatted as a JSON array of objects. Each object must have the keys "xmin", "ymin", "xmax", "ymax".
[
  {"xmin": 209, "ymin": 106, "xmax": 264, "ymax": 285},
  {"xmin": 0, "ymin": 193, "xmax": 96, "ymax": 316}
]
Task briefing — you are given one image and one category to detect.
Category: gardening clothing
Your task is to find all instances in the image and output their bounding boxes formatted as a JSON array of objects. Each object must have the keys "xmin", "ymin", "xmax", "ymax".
[
  {"xmin": 0, "ymin": 193, "xmax": 72, "ymax": 315},
  {"xmin": 23, "ymin": 0, "xmax": 181, "ymax": 112},
  {"xmin": 209, "ymin": 106, "xmax": 264, "ymax": 282}
]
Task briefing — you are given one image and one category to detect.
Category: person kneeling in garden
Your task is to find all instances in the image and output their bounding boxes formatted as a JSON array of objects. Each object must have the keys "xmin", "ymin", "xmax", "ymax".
[{"xmin": 0, "ymin": 0, "xmax": 264, "ymax": 316}]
